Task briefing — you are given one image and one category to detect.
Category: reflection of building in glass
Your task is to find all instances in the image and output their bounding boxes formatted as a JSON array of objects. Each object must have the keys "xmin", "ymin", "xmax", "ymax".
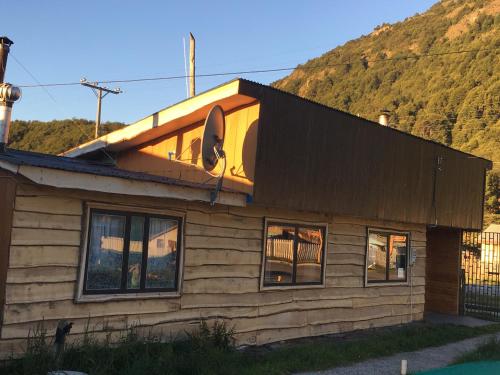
[
  {"xmin": 264, "ymin": 224, "xmax": 324, "ymax": 285},
  {"xmin": 367, "ymin": 231, "xmax": 408, "ymax": 283}
]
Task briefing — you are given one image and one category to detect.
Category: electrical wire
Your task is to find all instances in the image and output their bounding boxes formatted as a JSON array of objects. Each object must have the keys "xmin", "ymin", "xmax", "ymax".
[
  {"xmin": 9, "ymin": 53, "xmax": 59, "ymax": 104},
  {"xmin": 9, "ymin": 53, "xmax": 94, "ymax": 140},
  {"xmin": 16, "ymin": 47, "xmax": 499, "ymax": 89}
]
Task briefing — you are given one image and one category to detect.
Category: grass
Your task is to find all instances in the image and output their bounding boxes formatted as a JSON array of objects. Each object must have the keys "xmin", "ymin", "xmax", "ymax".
[
  {"xmin": 453, "ymin": 337, "xmax": 500, "ymax": 364},
  {"xmin": 2, "ymin": 322, "xmax": 500, "ymax": 375}
]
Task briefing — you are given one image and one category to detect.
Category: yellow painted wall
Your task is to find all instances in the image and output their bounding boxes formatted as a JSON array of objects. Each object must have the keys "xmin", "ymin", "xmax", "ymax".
[{"xmin": 117, "ymin": 102, "xmax": 260, "ymax": 195}]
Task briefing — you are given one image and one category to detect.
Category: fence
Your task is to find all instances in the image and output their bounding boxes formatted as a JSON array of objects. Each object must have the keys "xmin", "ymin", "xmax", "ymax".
[
  {"xmin": 266, "ymin": 239, "xmax": 322, "ymax": 264},
  {"xmin": 461, "ymin": 231, "xmax": 500, "ymax": 320}
]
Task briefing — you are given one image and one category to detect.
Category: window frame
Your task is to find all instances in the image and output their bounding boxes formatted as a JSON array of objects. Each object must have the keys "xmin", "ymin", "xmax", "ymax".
[
  {"xmin": 77, "ymin": 204, "xmax": 184, "ymax": 302},
  {"xmin": 260, "ymin": 218, "xmax": 328, "ymax": 290},
  {"xmin": 365, "ymin": 227, "xmax": 410, "ymax": 287}
]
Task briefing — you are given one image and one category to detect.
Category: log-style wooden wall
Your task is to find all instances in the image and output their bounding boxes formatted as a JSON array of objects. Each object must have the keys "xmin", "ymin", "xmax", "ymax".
[{"xmin": 0, "ymin": 182, "xmax": 426, "ymax": 358}]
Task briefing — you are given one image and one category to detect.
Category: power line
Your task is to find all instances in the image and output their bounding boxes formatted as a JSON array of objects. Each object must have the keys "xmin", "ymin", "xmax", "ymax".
[
  {"xmin": 9, "ymin": 53, "xmax": 58, "ymax": 104},
  {"xmin": 9, "ymin": 53, "xmax": 94, "ymax": 139},
  {"xmin": 16, "ymin": 47, "xmax": 499, "ymax": 89}
]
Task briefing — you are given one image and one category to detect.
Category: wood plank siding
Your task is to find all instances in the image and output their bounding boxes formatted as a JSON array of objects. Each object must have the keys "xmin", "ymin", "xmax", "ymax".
[
  {"xmin": 238, "ymin": 80, "xmax": 489, "ymax": 230},
  {"xmin": 0, "ymin": 183, "xmax": 426, "ymax": 357},
  {"xmin": 0, "ymin": 170, "xmax": 17, "ymax": 330},
  {"xmin": 116, "ymin": 102, "xmax": 260, "ymax": 195}
]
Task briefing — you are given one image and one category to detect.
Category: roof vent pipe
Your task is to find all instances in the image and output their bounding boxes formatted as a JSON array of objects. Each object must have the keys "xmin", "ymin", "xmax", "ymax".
[
  {"xmin": 378, "ymin": 110, "xmax": 390, "ymax": 127},
  {"xmin": 0, "ymin": 37, "xmax": 22, "ymax": 152},
  {"xmin": 0, "ymin": 37, "xmax": 14, "ymax": 84}
]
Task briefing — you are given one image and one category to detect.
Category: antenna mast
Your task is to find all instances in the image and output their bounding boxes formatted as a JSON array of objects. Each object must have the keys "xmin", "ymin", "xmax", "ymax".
[
  {"xmin": 80, "ymin": 78, "xmax": 122, "ymax": 138},
  {"xmin": 189, "ymin": 33, "xmax": 195, "ymax": 97}
]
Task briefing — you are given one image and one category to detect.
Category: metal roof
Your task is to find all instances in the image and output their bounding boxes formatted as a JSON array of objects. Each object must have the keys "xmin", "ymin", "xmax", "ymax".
[{"xmin": 0, "ymin": 148, "xmax": 227, "ymax": 192}]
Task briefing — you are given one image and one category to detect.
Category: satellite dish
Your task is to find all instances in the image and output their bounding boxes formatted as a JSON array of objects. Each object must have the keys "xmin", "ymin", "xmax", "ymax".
[
  {"xmin": 201, "ymin": 105, "xmax": 225, "ymax": 172},
  {"xmin": 201, "ymin": 105, "xmax": 226, "ymax": 205}
]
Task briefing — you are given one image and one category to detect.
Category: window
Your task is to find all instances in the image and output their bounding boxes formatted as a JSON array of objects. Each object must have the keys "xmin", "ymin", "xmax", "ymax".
[
  {"xmin": 83, "ymin": 208, "xmax": 182, "ymax": 294},
  {"xmin": 263, "ymin": 222, "xmax": 326, "ymax": 287},
  {"xmin": 366, "ymin": 229, "xmax": 409, "ymax": 284}
]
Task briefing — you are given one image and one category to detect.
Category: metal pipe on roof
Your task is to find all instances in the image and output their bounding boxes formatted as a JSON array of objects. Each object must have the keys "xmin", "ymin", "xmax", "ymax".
[
  {"xmin": 378, "ymin": 109, "xmax": 390, "ymax": 126},
  {"xmin": 0, "ymin": 37, "xmax": 13, "ymax": 84},
  {"xmin": 0, "ymin": 37, "xmax": 22, "ymax": 151}
]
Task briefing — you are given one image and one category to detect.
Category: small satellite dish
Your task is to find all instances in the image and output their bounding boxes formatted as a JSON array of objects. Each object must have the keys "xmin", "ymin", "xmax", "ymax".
[
  {"xmin": 201, "ymin": 105, "xmax": 226, "ymax": 205},
  {"xmin": 201, "ymin": 105, "xmax": 225, "ymax": 172}
]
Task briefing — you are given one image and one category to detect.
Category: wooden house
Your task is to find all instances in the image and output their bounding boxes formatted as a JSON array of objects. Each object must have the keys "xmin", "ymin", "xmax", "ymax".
[{"xmin": 0, "ymin": 78, "xmax": 491, "ymax": 357}]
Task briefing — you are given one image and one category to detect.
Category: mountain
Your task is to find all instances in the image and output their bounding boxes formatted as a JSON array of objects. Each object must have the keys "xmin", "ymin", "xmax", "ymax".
[
  {"xmin": 8, "ymin": 119, "xmax": 125, "ymax": 155},
  {"xmin": 273, "ymin": 0, "xmax": 500, "ymax": 222}
]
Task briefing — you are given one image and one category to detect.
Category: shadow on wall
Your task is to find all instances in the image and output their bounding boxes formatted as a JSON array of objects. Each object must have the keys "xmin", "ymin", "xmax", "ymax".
[
  {"xmin": 116, "ymin": 120, "xmax": 258, "ymax": 194},
  {"xmin": 241, "ymin": 120, "xmax": 258, "ymax": 183}
]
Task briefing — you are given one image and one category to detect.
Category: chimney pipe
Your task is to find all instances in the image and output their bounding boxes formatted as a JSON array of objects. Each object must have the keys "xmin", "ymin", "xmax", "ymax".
[
  {"xmin": 0, "ymin": 37, "xmax": 21, "ymax": 152},
  {"xmin": 378, "ymin": 110, "xmax": 390, "ymax": 126},
  {"xmin": 0, "ymin": 37, "xmax": 14, "ymax": 84},
  {"xmin": 189, "ymin": 33, "xmax": 195, "ymax": 97}
]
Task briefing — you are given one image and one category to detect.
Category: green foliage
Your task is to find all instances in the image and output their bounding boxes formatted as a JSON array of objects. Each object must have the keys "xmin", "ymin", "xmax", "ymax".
[
  {"xmin": 274, "ymin": 0, "xmax": 500, "ymax": 173},
  {"xmin": 8, "ymin": 118, "xmax": 125, "ymax": 155},
  {"xmin": 185, "ymin": 320, "xmax": 235, "ymax": 351},
  {"xmin": 2, "ymin": 322, "xmax": 500, "ymax": 375},
  {"xmin": 485, "ymin": 172, "xmax": 500, "ymax": 214}
]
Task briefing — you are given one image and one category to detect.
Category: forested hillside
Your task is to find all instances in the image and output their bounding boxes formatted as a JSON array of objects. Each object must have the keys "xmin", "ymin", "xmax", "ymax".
[
  {"xmin": 8, "ymin": 119, "xmax": 124, "ymax": 155},
  {"xmin": 274, "ymin": 0, "xmax": 499, "ymax": 223}
]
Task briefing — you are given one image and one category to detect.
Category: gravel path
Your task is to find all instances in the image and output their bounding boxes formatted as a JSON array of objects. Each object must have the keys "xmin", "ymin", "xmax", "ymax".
[{"xmin": 298, "ymin": 332, "xmax": 500, "ymax": 375}]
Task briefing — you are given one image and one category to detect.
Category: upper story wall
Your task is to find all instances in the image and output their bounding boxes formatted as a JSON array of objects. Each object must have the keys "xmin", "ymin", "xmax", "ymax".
[
  {"xmin": 116, "ymin": 102, "xmax": 259, "ymax": 195},
  {"xmin": 241, "ymin": 82, "xmax": 490, "ymax": 230},
  {"xmin": 65, "ymin": 79, "xmax": 490, "ymax": 230}
]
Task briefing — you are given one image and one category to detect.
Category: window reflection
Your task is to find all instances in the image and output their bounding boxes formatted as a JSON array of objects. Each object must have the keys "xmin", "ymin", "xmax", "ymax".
[
  {"xmin": 264, "ymin": 225, "xmax": 295, "ymax": 284},
  {"xmin": 389, "ymin": 235, "xmax": 408, "ymax": 281},
  {"xmin": 296, "ymin": 227, "xmax": 323, "ymax": 283},
  {"xmin": 367, "ymin": 233, "xmax": 387, "ymax": 282},
  {"xmin": 87, "ymin": 213, "xmax": 126, "ymax": 290},
  {"xmin": 367, "ymin": 231, "xmax": 408, "ymax": 283},
  {"xmin": 127, "ymin": 216, "xmax": 144, "ymax": 289},
  {"xmin": 84, "ymin": 210, "xmax": 182, "ymax": 294},
  {"xmin": 264, "ymin": 223, "xmax": 325, "ymax": 286},
  {"xmin": 146, "ymin": 218, "xmax": 178, "ymax": 289}
]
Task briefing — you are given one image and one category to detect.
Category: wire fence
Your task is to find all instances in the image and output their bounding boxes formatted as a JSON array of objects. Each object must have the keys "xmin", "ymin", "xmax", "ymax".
[{"xmin": 461, "ymin": 231, "xmax": 500, "ymax": 321}]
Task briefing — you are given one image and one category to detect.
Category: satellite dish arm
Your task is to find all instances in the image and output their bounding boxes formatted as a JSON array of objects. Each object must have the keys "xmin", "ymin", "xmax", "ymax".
[{"xmin": 210, "ymin": 147, "xmax": 226, "ymax": 205}]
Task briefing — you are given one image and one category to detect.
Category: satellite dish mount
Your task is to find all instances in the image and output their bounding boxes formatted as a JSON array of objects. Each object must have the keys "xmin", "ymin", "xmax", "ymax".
[{"xmin": 201, "ymin": 105, "xmax": 226, "ymax": 205}]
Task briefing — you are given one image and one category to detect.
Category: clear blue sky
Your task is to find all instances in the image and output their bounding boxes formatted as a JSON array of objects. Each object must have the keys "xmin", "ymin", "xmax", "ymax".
[{"xmin": 4, "ymin": 0, "xmax": 437, "ymax": 124}]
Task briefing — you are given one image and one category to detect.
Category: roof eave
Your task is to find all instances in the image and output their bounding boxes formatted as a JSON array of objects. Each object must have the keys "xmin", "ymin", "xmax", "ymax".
[
  {"xmin": 62, "ymin": 79, "xmax": 255, "ymax": 158},
  {"xmin": 0, "ymin": 159, "xmax": 247, "ymax": 207}
]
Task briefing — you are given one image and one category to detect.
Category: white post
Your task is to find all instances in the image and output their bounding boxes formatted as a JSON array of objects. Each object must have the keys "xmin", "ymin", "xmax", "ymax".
[{"xmin": 401, "ymin": 359, "xmax": 408, "ymax": 375}]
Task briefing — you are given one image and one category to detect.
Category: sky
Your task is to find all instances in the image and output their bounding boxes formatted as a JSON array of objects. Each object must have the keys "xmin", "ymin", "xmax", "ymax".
[{"xmin": 3, "ymin": 0, "xmax": 437, "ymax": 124}]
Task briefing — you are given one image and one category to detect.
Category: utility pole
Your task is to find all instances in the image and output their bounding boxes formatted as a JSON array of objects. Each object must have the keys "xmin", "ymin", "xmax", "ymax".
[
  {"xmin": 189, "ymin": 33, "xmax": 195, "ymax": 97},
  {"xmin": 80, "ymin": 78, "xmax": 122, "ymax": 138}
]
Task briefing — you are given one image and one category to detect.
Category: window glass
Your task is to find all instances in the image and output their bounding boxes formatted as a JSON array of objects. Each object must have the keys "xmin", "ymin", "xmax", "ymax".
[
  {"xmin": 146, "ymin": 218, "xmax": 178, "ymax": 289},
  {"xmin": 367, "ymin": 231, "xmax": 408, "ymax": 283},
  {"xmin": 367, "ymin": 232, "xmax": 387, "ymax": 282},
  {"xmin": 86, "ymin": 212, "xmax": 126, "ymax": 290},
  {"xmin": 264, "ymin": 223, "xmax": 325, "ymax": 286},
  {"xmin": 389, "ymin": 234, "xmax": 408, "ymax": 281},
  {"xmin": 264, "ymin": 225, "xmax": 295, "ymax": 284},
  {"xmin": 296, "ymin": 227, "xmax": 324, "ymax": 283},
  {"xmin": 127, "ymin": 216, "xmax": 144, "ymax": 289},
  {"xmin": 84, "ymin": 209, "xmax": 182, "ymax": 295}
]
